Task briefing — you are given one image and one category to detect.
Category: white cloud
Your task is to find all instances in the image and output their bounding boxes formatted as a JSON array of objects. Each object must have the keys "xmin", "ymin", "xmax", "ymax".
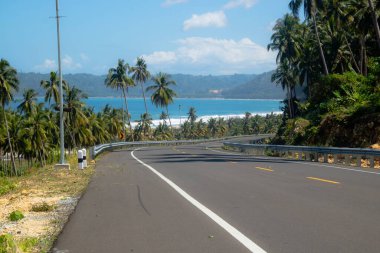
[
  {"xmin": 142, "ymin": 51, "xmax": 177, "ymax": 65},
  {"xmin": 34, "ymin": 59, "xmax": 57, "ymax": 71},
  {"xmin": 80, "ymin": 53, "xmax": 89, "ymax": 62},
  {"xmin": 183, "ymin": 11, "xmax": 227, "ymax": 31},
  {"xmin": 223, "ymin": 0, "xmax": 258, "ymax": 10},
  {"xmin": 62, "ymin": 55, "xmax": 82, "ymax": 70},
  {"xmin": 34, "ymin": 55, "xmax": 82, "ymax": 72},
  {"xmin": 143, "ymin": 37, "xmax": 276, "ymax": 74},
  {"xmin": 162, "ymin": 0, "xmax": 188, "ymax": 7}
]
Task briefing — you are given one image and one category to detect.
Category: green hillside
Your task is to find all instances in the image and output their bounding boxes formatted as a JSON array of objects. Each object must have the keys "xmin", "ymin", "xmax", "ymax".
[{"xmin": 16, "ymin": 72, "xmax": 285, "ymax": 99}]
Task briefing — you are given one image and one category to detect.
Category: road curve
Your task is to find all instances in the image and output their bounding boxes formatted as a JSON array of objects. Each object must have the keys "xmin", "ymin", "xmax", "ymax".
[{"xmin": 53, "ymin": 140, "xmax": 380, "ymax": 253}]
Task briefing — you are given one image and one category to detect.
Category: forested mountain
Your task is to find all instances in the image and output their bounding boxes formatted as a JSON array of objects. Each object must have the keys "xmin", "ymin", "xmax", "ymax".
[
  {"xmin": 222, "ymin": 71, "xmax": 286, "ymax": 99},
  {"xmin": 17, "ymin": 72, "xmax": 286, "ymax": 99}
]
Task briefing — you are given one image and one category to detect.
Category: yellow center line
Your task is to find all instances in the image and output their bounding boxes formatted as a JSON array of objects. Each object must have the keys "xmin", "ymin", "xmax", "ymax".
[
  {"xmin": 307, "ymin": 177, "xmax": 341, "ymax": 185},
  {"xmin": 255, "ymin": 167, "xmax": 274, "ymax": 172}
]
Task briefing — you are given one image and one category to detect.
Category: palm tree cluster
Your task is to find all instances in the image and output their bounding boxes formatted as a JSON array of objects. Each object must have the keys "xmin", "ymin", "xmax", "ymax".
[
  {"xmin": 269, "ymin": 0, "xmax": 380, "ymax": 147},
  {"xmin": 105, "ymin": 58, "xmax": 177, "ymax": 141},
  {"xmin": 0, "ymin": 59, "xmax": 125, "ymax": 176},
  {"xmin": 268, "ymin": 0, "xmax": 380, "ymax": 119},
  {"xmin": 180, "ymin": 109, "xmax": 282, "ymax": 139}
]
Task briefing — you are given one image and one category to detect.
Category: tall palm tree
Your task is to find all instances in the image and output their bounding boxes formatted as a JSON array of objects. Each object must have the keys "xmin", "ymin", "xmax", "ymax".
[
  {"xmin": 147, "ymin": 72, "xmax": 177, "ymax": 129},
  {"xmin": 135, "ymin": 113, "xmax": 152, "ymax": 140},
  {"xmin": 289, "ymin": 0, "xmax": 330, "ymax": 75},
  {"xmin": 105, "ymin": 59, "xmax": 135, "ymax": 141},
  {"xmin": 0, "ymin": 59, "xmax": 19, "ymax": 175},
  {"xmin": 64, "ymin": 84, "xmax": 89, "ymax": 149},
  {"xmin": 187, "ymin": 107, "xmax": 197, "ymax": 124},
  {"xmin": 130, "ymin": 57, "xmax": 151, "ymax": 115},
  {"xmin": 271, "ymin": 60, "xmax": 299, "ymax": 118},
  {"xmin": 17, "ymin": 89, "xmax": 38, "ymax": 116},
  {"xmin": 19, "ymin": 103, "xmax": 51, "ymax": 166},
  {"xmin": 268, "ymin": 14, "xmax": 302, "ymax": 64},
  {"xmin": 40, "ymin": 71, "xmax": 67, "ymax": 105},
  {"xmin": 367, "ymin": 0, "xmax": 380, "ymax": 50}
]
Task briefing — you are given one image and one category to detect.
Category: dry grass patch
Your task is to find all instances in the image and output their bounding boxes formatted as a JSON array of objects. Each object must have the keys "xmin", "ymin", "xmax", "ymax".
[{"xmin": 0, "ymin": 155, "xmax": 95, "ymax": 253}]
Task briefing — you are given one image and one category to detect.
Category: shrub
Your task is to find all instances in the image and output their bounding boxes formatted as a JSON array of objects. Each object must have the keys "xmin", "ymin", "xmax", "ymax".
[
  {"xmin": 0, "ymin": 234, "xmax": 17, "ymax": 253},
  {"xmin": 0, "ymin": 178, "xmax": 16, "ymax": 196},
  {"xmin": 9, "ymin": 210, "xmax": 24, "ymax": 221},
  {"xmin": 31, "ymin": 202, "xmax": 54, "ymax": 212}
]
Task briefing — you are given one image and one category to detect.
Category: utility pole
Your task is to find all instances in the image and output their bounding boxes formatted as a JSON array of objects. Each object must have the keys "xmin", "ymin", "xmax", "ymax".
[{"xmin": 54, "ymin": 0, "xmax": 69, "ymax": 169}]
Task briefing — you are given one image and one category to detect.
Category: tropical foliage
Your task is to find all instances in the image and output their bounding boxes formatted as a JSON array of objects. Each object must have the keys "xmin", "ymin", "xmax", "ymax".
[{"xmin": 269, "ymin": 0, "xmax": 380, "ymax": 147}]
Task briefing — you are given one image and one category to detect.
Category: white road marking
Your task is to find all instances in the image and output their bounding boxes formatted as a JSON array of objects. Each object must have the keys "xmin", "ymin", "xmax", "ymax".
[
  {"xmin": 131, "ymin": 149, "xmax": 266, "ymax": 253},
  {"xmin": 206, "ymin": 147, "xmax": 380, "ymax": 176}
]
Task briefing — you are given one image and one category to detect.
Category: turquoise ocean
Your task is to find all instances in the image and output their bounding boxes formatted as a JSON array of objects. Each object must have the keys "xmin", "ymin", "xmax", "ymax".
[{"xmin": 13, "ymin": 97, "xmax": 283, "ymax": 125}]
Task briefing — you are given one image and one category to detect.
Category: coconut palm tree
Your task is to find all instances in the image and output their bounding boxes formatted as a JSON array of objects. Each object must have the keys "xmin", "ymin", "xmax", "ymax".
[
  {"xmin": 105, "ymin": 59, "xmax": 135, "ymax": 141},
  {"xmin": 0, "ymin": 59, "xmax": 19, "ymax": 175},
  {"xmin": 19, "ymin": 103, "xmax": 51, "ymax": 166},
  {"xmin": 271, "ymin": 60, "xmax": 299, "ymax": 118},
  {"xmin": 63, "ymin": 84, "xmax": 89, "ymax": 149},
  {"xmin": 268, "ymin": 14, "xmax": 302, "ymax": 64},
  {"xmin": 367, "ymin": 0, "xmax": 380, "ymax": 50},
  {"xmin": 135, "ymin": 113, "xmax": 152, "ymax": 140},
  {"xmin": 130, "ymin": 57, "xmax": 151, "ymax": 115},
  {"xmin": 187, "ymin": 107, "xmax": 197, "ymax": 124},
  {"xmin": 147, "ymin": 72, "xmax": 177, "ymax": 129},
  {"xmin": 40, "ymin": 71, "xmax": 67, "ymax": 105},
  {"xmin": 17, "ymin": 89, "xmax": 38, "ymax": 116},
  {"xmin": 289, "ymin": 0, "xmax": 330, "ymax": 75}
]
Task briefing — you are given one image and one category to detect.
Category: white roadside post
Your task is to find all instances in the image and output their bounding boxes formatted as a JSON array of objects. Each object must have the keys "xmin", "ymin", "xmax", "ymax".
[
  {"xmin": 78, "ymin": 150, "xmax": 83, "ymax": 170},
  {"xmin": 82, "ymin": 148, "xmax": 87, "ymax": 168}
]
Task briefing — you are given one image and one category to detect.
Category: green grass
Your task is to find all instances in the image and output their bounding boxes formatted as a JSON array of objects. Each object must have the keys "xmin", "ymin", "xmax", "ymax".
[
  {"xmin": 18, "ymin": 237, "xmax": 39, "ymax": 252},
  {"xmin": 0, "ymin": 178, "xmax": 16, "ymax": 196},
  {"xmin": 9, "ymin": 210, "xmax": 24, "ymax": 222},
  {"xmin": 0, "ymin": 234, "xmax": 17, "ymax": 253}
]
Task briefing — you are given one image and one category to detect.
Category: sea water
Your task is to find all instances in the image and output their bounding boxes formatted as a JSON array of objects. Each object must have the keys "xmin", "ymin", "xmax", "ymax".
[
  {"xmin": 85, "ymin": 97, "xmax": 282, "ymax": 126},
  {"xmin": 12, "ymin": 97, "xmax": 282, "ymax": 126}
]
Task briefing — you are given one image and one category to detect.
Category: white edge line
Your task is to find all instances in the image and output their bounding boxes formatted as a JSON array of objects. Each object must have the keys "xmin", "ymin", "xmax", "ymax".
[
  {"xmin": 206, "ymin": 147, "xmax": 380, "ymax": 176},
  {"xmin": 131, "ymin": 148, "xmax": 266, "ymax": 253}
]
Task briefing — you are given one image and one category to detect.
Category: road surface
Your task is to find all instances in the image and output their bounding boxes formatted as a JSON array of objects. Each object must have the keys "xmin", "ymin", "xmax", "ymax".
[{"xmin": 53, "ymin": 140, "xmax": 380, "ymax": 253}]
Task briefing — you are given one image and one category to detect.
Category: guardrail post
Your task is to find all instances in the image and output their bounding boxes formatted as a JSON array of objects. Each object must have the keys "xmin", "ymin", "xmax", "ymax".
[
  {"xmin": 298, "ymin": 152, "xmax": 302, "ymax": 160},
  {"xmin": 370, "ymin": 156, "xmax": 375, "ymax": 168},
  {"xmin": 345, "ymin": 155, "xmax": 351, "ymax": 166},
  {"xmin": 89, "ymin": 147, "xmax": 94, "ymax": 160},
  {"xmin": 323, "ymin": 153, "xmax": 328, "ymax": 163},
  {"xmin": 356, "ymin": 156, "xmax": 362, "ymax": 167},
  {"xmin": 334, "ymin": 154, "xmax": 338, "ymax": 164}
]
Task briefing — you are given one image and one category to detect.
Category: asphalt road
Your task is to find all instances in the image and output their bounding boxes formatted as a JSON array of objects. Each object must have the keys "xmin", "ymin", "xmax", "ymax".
[{"xmin": 53, "ymin": 140, "xmax": 380, "ymax": 253}]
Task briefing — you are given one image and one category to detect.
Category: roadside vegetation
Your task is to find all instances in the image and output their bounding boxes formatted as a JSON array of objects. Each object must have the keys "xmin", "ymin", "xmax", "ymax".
[
  {"xmin": 268, "ymin": 0, "xmax": 380, "ymax": 147},
  {"xmin": 1, "ymin": 54, "xmax": 281, "ymax": 252}
]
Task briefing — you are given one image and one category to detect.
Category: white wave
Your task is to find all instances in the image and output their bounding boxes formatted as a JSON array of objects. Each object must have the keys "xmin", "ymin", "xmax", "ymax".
[{"xmin": 128, "ymin": 111, "xmax": 282, "ymax": 128}]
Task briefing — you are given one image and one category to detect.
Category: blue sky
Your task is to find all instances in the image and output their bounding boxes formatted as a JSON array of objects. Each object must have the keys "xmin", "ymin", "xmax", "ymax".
[{"xmin": 0, "ymin": 0, "xmax": 289, "ymax": 75}]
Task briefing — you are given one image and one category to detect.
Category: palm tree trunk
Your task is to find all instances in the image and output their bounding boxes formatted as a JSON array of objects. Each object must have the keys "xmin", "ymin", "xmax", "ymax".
[
  {"xmin": 312, "ymin": 13, "xmax": 329, "ymax": 75},
  {"xmin": 122, "ymin": 88, "xmax": 134, "ymax": 142},
  {"xmin": 140, "ymin": 83, "xmax": 149, "ymax": 115},
  {"xmin": 364, "ymin": 47, "xmax": 368, "ymax": 76},
  {"xmin": 286, "ymin": 85, "xmax": 293, "ymax": 119},
  {"xmin": 2, "ymin": 108, "xmax": 17, "ymax": 176},
  {"xmin": 360, "ymin": 35, "xmax": 365, "ymax": 74},
  {"xmin": 344, "ymin": 35, "xmax": 360, "ymax": 73},
  {"xmin": 368, "ymin": 0, "xmax": 380, "ymax": 50}
]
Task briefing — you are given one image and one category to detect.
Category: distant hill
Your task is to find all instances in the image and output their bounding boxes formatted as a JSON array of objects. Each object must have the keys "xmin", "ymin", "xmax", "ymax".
[
  {"xmin": 17, "ymin": 72, "xmax": 286, "ymax": 99},
  {"xmin": 222, "ymin": 71, "xmax": 286, "ymax": 99}
]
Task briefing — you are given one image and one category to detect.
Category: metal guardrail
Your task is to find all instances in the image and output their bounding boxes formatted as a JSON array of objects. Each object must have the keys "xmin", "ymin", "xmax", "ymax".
[
  {"xmin": 223, "ymin": 142, "xmax": 380, "ymax": 168},
  {"xmin": 90, "ymin": 135, "xmax": 272, "ymax": 159}
]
